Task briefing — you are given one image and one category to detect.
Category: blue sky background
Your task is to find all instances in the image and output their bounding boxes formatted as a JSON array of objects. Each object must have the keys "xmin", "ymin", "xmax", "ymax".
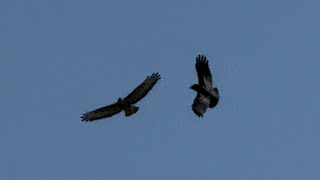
[{"xmin": 1, "ymin": 0, "xmax": 320, "ymax": 179}]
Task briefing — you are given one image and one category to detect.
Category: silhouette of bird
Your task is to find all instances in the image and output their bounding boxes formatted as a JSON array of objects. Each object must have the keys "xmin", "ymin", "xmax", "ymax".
[
  {"xmin": 190, "ymin": 55, "xmax": 219, "ymax": 117},
  {"xmin": 81, "ymin": 73, "xmax": 161, "ymax": 121}
]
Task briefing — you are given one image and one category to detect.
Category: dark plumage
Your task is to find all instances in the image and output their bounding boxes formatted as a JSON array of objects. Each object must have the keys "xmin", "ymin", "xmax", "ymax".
[
  {"xmin": 81, "ymin": 73, "xmax": 161, "ymax": 122},
  {"xmin": 190, "ymin": 55, "xmax": 219, "ymax": 117}
]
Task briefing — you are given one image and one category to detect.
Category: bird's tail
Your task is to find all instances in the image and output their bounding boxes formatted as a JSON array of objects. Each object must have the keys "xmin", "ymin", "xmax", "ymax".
[{"xmin": 124, "ymin": 105, "xmax": 139, "ymax": 116}]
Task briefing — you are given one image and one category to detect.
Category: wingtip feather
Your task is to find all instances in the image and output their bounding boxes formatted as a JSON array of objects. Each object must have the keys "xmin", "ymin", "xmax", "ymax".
[
  {"xmin": 192, "ymin": 110, "xmax": 203, "ymax": 117},
  {"xmin": 149, "ymin": 72, "xmax": 161, "ymax": 81},
  {"xmin": 81, "ymin": 113, "xmax": 90, "ymax": 122},
  {"xmin": 196, "ymin": 54, "xmax": 208, "ymax": 64}
]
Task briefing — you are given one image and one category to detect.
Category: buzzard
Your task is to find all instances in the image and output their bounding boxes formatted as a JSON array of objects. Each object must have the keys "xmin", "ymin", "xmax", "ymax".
[
  {"xmin": 190, "ymin": 55, "xmax": 219, "ymax": 117},
  {"xmin": 81, "ymin": 73, "xmax": 161, "ymax": 122}
]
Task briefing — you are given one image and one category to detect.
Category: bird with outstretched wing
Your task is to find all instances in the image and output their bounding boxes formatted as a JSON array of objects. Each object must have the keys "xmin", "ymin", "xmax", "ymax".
[
  {"xmin": 81, "ymin": 73, "xmax": 161, "ymax": 122},
  {"xmin": 190, "ymin": 55, "xmax": 219, "ymax": 117}
]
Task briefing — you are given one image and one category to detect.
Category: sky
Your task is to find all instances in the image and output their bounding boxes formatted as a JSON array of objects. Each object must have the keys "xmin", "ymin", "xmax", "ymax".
[{"xmin": 1, "ymin": 0, "xmax": 320, "ymax": 179}]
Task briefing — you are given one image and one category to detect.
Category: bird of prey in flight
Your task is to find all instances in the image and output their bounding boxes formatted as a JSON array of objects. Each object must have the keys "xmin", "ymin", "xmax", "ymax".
[
  {"xmin": 81, "ymin": 73, "xmax": 161, "ymax": 122},
  {"xmin": 190, "ymin": 55, "xmax": 219, "ymax": 117}
]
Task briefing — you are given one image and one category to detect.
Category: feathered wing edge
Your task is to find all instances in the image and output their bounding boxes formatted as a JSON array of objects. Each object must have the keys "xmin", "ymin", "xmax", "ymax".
[
  {"xmin": 195, "ymin": 55, "xmax": 213, "ymax": 86},
  {"xmin": 192, "ymin": 93, "xmax": 210, "ymax": 117},
  {"xmin": 81, "ymin": 102, "xmax": 123, "ymax": 122},
  {"xmin": 124, "ymin": 72, "xmax": 161, "ymax": 104}
]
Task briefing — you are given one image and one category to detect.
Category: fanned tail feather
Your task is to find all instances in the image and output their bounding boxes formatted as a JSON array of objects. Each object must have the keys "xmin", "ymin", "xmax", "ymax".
[{"xmin": 124, "ymin": 105, "xmax": 139, "ymax": 116}]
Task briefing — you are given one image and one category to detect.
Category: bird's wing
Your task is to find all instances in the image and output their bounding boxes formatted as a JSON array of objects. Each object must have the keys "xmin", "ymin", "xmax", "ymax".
[
  {"xmin": 81, "ymin": 102, "xmax": 122, "ymax": 122},
  {"xmin": 192, "ymin": 93, "xmax": 210, "ymax": 117},
  {"xmin": 124, "ymin": 72, "xmax": 161, "ymax": 104},
  {"xmin": 195, "ymin": 55, "xmax": 213, "ymax": 88}
]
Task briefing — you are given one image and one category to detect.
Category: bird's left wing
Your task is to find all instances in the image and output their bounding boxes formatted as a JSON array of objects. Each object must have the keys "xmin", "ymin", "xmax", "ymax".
[
  {"xmin": 195, "ymin": 55, "xmax": 213, "ymax": 88},
  {"xmin": 124, "ymin": 72, "xmax": 161, "ymax": 104}
]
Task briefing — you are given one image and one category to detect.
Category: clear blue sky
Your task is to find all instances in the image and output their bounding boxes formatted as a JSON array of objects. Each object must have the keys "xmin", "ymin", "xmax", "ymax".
[{"xmin": 1, "ymin": 0, "xmax": 320, "ymax": 179}]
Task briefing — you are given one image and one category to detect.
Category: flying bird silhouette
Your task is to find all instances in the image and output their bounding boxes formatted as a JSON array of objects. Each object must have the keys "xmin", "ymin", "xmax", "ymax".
[
  {"xmin": 81, "ymin": 73, "xmax": 161, "ymax": 122},
  {"xmin": 190, "ymin": 55, "xmax": 219, "ymax": 117}
]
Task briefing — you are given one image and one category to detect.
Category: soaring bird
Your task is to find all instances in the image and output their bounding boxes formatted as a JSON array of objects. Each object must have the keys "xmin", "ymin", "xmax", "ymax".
[
  {"xmin": 81, "ymin": 73, "xmax": 161, "ymax": 122},
  {"xmin": 190, "ymin": 55, "xmax": 219, "ymax": 117}
]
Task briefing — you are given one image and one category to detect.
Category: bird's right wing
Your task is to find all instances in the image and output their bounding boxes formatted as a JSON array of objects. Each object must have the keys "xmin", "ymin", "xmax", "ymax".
[
  {"xmin": 81, "ymin": 102, "xmax": 122, "ymax": 122},
  {"xmin": 192, "ymin": 93, "xmax": 210, "ymax": 117}
]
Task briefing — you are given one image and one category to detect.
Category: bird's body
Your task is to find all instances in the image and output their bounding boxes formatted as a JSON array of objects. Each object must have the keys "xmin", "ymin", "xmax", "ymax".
[
  {"xmin": 81, "ymin": 73, "xmax": 161, "ymax": 122},
  {"xmin": 191, "ymin": 55, "xmax": 219, "ymax": 117}
]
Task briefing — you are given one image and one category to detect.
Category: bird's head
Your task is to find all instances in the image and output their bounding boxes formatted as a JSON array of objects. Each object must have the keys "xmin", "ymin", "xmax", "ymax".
[
  {"xmin": 190, "ymin": 84, "xmax": 200, "ymax": 91},
  {"xmin": 117, "ymin": 98, "xmax": 123, "ymax": 103}
]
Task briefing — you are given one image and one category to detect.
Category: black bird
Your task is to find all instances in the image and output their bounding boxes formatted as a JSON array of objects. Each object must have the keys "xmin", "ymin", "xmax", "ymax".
[
  {"xmin": 190, "ymin": 55, "xmax": 219, "ymax": 117},
  {"xmin": 81, "ymin": 73, "xmax": 161, "ymax": 122}
]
